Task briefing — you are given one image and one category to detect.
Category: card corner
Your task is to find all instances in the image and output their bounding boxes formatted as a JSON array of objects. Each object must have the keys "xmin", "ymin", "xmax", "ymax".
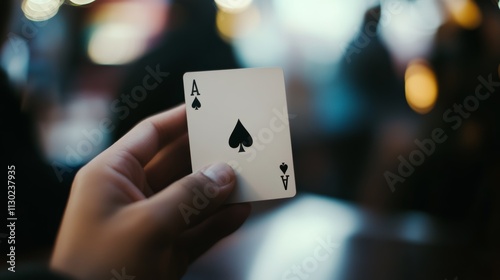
[{"xmin": 182, "ymin": 72, "xmax": 190, "ymax": 79}]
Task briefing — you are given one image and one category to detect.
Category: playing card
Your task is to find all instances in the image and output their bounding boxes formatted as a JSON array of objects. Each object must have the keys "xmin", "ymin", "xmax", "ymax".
[{"xmin": 183, "ymin": 68, "xmax": 296, "ymax": 203}]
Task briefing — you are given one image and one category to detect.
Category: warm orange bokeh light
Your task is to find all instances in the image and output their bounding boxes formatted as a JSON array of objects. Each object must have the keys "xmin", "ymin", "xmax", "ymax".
[
  {"xmin": 216, "ymin": 5, "xmax": 260, "ymax": 41},
  {"xmin": 445, "ymin": 0, "xmax": 482, "ymax": 29},
  {"xmin": 405, "ymin": 60, "xmax": 438, "ymax": 114}
]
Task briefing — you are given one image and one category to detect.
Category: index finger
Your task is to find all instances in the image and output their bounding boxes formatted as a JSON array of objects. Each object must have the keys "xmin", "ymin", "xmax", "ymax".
[{"xmin": 106, "ymin": 104, "xmax": 187, "ymax": 167}]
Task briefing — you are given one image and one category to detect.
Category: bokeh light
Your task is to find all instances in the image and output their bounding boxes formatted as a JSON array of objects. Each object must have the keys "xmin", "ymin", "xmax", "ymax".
[
  {"xmin": 0, "ymin": 37, "xmax": 30, "ymax": 87},
  {"xmin": 232, "ymin": 0, "xmax": 368, "ymax": 68},
  {"xmin": 86, "ymin": 1, "xmax": 167, "ymax": 65},
  {"xmin": 248, "ymin": 196, "xmax": 360, "ymax": 280},
  {"xmin": 444, "ymin": 0, "xmax": 482, "ymax": 29},
  {"xmin": 69, "ymin": 0, "xmax": 95, "ymax": 6},
  {"xmin": 22, "ymin": 0, "xmax": 63, "ymax": 22},
  {"xmin": 216, "ymin": 10, "xmax": 236, "ymax": 40},
  {"xmin": 405, "ymin": 59, "xmax": 438, "ymax": 114},
  {"xmin": 216, "ymin": 5, "xmax": 260, "ymax": 41},
  {"xmin": 215, "ymin": 0, "xmax": 253, "ymax": 13},
  {"xmin": 232, "ymin": 21, "xmax": 288, "ymax": 68},
  {"xmin": 379, "ymin": 0, "xmax": 445, "ymax": 65},
  {"xmin": 273, "ymin": 0, "xmax": 365, "ymax": 46},
  {"xmin": 87, "ymin": 23, "xmax": 147, "ymax": 65}
]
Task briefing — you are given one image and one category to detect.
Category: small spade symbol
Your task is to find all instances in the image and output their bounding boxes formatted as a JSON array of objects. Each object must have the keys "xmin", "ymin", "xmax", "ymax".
[
  {"xmin": 228, "ymin": 119, "xmax": 253, "ymax": 152},
  {"xmin": 280, "ymin": 163, "xmax": 288, "ymax": 174},
  {"xmin": 191, "ymin": 97, "xmax": 201, "ymax": 110},
  {"xmin": 280, "ymin": 162, "xmax": 290, "ymax": 190}
]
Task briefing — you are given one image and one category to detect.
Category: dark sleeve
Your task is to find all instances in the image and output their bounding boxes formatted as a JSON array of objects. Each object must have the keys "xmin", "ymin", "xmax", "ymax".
[{"xmin": 0, "ymin": 266, "xmax": 73, "ymax": 280}]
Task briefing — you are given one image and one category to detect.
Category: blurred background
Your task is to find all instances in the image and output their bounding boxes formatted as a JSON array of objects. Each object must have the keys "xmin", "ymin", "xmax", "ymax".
[{"xmin": 1, "ymin": 0, "xmax": 500, "ymax": 279}]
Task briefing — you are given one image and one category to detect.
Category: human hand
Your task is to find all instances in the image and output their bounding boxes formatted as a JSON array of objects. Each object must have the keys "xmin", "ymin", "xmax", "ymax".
[{"xmin": 50, "ymin": 105, "xmax": 251, "ymax": 280}]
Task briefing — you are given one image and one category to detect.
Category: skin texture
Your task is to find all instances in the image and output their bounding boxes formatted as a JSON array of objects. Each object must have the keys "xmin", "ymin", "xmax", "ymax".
[{"xmin": 50, "ymin": 105, "xmax": 251, "ymax": 280}]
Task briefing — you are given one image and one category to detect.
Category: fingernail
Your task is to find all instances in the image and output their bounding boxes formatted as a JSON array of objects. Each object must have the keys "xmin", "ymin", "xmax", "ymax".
[{"xmin": 202, "ymin": 163, "xmax": 232, "ymax": 186}]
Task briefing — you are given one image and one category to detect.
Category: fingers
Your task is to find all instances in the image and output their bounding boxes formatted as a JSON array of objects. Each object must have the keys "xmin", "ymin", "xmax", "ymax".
[
  {"xmin": 145, "ymin": 163, "xmax": 237, "ymax": 236},
  {"xmin": 105, "ymin": 104, "xmax": 187, "ymax": 167},
  {"xmin": 181, "ymin": 203, "xmax": 251, "ymax": 263},
  {"xmin": 144, "ymin": 133, "xmax": 191, "ymax": 193}
]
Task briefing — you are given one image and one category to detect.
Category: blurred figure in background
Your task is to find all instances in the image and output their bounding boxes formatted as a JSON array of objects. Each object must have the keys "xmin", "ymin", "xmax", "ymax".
[
  {"xmin": 1, "ymin": 0, "xmax": 70, "ymax": 261},
  {"xmin": 112, "ymin": 0, "xmax": 240, "ymax": 140}
]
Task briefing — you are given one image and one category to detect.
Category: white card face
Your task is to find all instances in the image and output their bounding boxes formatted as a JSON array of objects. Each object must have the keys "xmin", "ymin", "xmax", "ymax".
[{"xmin": 183, "ymin": 68, "xmax": 296, "ymax": 203}]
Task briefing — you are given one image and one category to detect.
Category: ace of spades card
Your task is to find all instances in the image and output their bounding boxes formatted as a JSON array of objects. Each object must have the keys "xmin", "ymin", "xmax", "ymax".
[{"xmin": 183, "ymin": 68, "xmax": 296, "ymax": 203}]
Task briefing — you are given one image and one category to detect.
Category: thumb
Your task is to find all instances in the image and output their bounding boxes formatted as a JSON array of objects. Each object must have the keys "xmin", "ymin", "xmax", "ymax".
[{"xmin": 145, "ymin": 162, "xmax": 236, "ymax": 235}]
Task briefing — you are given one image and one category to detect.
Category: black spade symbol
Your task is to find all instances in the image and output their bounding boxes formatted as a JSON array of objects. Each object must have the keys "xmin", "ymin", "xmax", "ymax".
[
  {"xmin": 228, "ymin": 119, "xmax": 253, "ymax": 152},
  {"xmin": 191, "ymin": 97, "xmax": 201, "ymax": 110},
  {"xmin": 280, "ymin": 163, "xmax": 288, "ymax": 174}
]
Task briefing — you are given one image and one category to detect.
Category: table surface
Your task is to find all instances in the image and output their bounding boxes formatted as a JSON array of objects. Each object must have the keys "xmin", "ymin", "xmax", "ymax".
[{"xmin": 182, "ymin": 194, "xmax": 491, "ymax": 280}]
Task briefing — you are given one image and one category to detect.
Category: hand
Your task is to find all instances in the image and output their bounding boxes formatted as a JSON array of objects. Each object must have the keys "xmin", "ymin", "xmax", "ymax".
[{"xmin": 50, "ymin": 105, "xmax": 251, "ymax": 280}]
